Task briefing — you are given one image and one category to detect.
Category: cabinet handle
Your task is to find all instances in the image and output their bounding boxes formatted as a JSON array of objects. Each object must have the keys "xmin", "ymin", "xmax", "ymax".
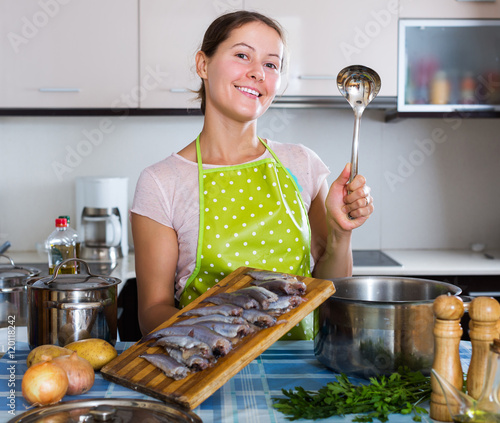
[
  {"xmin": 39, "ymin": 88, "xmax": 81, "ymax": 93},
  {"xmin": 298, "ymin": 75, "xmax": 337, "ymax": 80},
  {"xmin": 169, "ymin": 88, "xmax": 190, "ymax": 93}
]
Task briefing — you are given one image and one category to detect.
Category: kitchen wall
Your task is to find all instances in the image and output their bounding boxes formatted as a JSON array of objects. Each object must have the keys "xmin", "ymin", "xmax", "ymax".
[{"xmin": 1, "ymin": 108, "xmax": 499, "ymax": 254}]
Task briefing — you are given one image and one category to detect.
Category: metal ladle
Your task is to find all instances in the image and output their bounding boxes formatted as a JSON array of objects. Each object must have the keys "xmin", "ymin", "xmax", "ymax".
[{"xmin": 337, "ymin": 65, "xmax": 381, "ymax": 185}]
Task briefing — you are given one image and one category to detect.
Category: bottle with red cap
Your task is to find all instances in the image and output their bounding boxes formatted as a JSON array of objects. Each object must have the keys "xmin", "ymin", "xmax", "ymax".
[{"xmin": 47, "ymin": 217, "xmax": 77, "ymax": 274}]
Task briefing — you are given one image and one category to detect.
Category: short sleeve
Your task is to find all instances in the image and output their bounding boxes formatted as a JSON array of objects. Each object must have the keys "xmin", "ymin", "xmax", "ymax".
[{"xmin": 130, "ymin": 167, "xmax": 173, "ymax": 228}]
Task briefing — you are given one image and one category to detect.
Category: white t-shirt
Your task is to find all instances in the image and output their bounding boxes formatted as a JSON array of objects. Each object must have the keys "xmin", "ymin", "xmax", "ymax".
[{"xmin": 131, "ymin": 140, "xmax": 330, "ymax": 299}]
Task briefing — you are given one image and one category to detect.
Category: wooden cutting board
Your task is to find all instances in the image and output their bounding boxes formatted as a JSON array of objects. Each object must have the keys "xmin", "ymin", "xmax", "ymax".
[{"xmin": 101, "ymin": 266, "xmax": 335, "ymax": 409}]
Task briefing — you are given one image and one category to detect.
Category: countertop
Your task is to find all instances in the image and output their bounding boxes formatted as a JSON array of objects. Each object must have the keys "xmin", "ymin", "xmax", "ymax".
[
  {"xmin": 5, "ymin": 249, "xmax": 500, "ymax": 285},
  {"xmin": 0, "ymin": 340, "xmax": 473, "ymax": 423}
]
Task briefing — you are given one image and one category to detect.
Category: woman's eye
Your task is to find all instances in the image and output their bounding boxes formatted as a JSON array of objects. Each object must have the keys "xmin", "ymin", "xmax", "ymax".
[
  {"xmin": 236, "ymin": 53, "xmax": 248, "ymax": 59},
  {"xmin": 265, "ymin": 63, "xmax": 278, "ymax": 70}
]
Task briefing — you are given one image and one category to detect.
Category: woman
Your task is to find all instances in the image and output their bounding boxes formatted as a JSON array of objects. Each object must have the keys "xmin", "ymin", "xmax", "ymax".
[{"xmin": 131, "ymin": 10, "xmax": 374, "ymax": 339}]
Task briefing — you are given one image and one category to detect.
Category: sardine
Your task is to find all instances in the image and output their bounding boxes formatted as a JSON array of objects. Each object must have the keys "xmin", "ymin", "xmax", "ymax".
[
  {"xmin": 266, "ymin": 295, "xmax": 306, "ymax": 316},
  {"xmin": 174, "ymin": 315, "xmax": 249, "ymax": 326},
  {"xmin": 251, "ymin": 278, "xmax": 307, "ymax": 295},
  {"xmin": 202, "ymin": 292, "xmax": 260, "ymax": 309},
  {"xmin": 166, "ymin": 348, "xmax": 211, "ymax": 372},
  {"xmin": 140, "ymin": 353, "xmax": 189, "ymax": 380},
  {"xmin": 152, "ymin": 335, "xmax": 212, "ymax": 358},
  {"xmin": 195, "ymin": 321, "xmax": 253, "ymax": 338},
  {"xmin": 140, "ymin": 325, "xmax": 232, "ymax": 357},
  {"xmin": 182, "ymin": 304, "xmax": 244, "ymax": 317},
  {"xmin": 246, "ymin": 269, "xmax": 297, "ymax": 281},
  {"xmin": 237, "ymin": 286, "xmax": 278, "ymax": 309},
  {"xmin": 241, "ymin": 308, "xmax": 277, "ymax": 328}
]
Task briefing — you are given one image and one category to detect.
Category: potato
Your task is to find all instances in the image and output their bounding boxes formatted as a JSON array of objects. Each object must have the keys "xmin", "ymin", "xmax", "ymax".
[
  {"xmin": 26, "ymin": 345, "xmax": 74, "ymax": 368},
  {"xmin": 64, "ymin": 338, "xmax": 118, "ymax": 371}
]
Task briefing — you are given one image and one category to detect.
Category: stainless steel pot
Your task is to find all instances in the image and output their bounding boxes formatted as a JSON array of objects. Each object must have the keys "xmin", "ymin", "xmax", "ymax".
[
  {"xmin": 27, "ymin": 258, "xmax": 121, "ymax": 349},
  {"xmin": 0, "ymin": 254, "xmax": 40, "ymax": 327},
  {"xmin": 314, "ymin": 276, "xmax": 467, "ymax": 379}
]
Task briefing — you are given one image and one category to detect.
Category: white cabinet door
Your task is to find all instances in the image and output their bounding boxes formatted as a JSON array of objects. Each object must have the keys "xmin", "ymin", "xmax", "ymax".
[
  {"xmin": 139, "ymin": 0, "xmax": 243, "ymax": 109},
  {"xmin": 244, "ymin": 0, "xmax": 398, "ymax": 97},
  {"xmin": 0, "ymin": 0, "xmax": 138, "ymax": 108},
  {"xmin": 400, "ymin": 0, "xmax": 500, "ymax": 18}
]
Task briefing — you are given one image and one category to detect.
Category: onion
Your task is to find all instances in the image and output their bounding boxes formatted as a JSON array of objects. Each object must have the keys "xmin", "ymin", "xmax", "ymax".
[
  {"xmin": 52, "ymin": 352, "xmax": 95, "ymax": 395},
  {"xmin": 22, "ymin": 360, "xmax": 68, "ymax": 406}
]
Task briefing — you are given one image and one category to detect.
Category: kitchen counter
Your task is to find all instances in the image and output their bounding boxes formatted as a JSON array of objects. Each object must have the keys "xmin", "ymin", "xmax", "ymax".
[
  {"xmin": 353, "ymin": 249, "xmax": 500, "ymax": 276},
  {"xmin": 6, "ymin": 248, "xmax": 500, "ymax": 282},
  {"xmin": 0, "ymin": 339, "xmax": 472, "ymax": 423}
]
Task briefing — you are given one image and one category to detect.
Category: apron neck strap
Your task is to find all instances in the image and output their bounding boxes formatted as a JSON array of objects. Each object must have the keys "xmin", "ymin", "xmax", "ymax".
[{"xmin": 195, "ymin": 134, "xmax": 282, "ymax": 167}]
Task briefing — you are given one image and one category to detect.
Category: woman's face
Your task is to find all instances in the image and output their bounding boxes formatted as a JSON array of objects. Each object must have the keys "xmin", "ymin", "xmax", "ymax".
[{"xmin": 197, "ymin": 21, "xmax": 284, "ymax": 122}]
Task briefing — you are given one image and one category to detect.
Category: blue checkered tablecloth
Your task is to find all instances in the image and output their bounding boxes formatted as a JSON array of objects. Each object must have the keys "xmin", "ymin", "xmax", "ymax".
[{"xmin": 0, "ymin": 341, "xmax": 472, "ymax": 423}]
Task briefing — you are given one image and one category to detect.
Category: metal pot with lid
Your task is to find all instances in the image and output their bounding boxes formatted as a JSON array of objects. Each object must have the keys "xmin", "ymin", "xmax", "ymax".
[
  {"xmin": 0, "ymin": 254, "xmax": 41, "ymax": 327},
  {"xmin": 8, "ymin": 398, "xmax": 202, "ymax": 423},
  {"xmin": 27, "ymin": 258, "xmax": 121, "ymax": 349}
]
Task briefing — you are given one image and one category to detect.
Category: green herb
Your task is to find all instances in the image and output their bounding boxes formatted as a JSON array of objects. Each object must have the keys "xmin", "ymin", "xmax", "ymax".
[{"xmin": 272, "ymin": 367, "xmax": 431, "ymax": 422}]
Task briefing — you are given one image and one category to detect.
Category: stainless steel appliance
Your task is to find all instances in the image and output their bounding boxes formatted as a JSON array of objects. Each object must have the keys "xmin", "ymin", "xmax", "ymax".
[{"xmin": 76, "ymin": 177, "xmax": 128, "ymax": 262}]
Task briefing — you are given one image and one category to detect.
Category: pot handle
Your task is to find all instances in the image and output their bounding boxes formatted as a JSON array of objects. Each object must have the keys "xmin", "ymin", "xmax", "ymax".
[
  {"xmin": 45, "ymin": 299, "xmax": 111, "ymax": 310},
  {"xmin": 0, "ymin": 254, "xmax": 15, "ymax": 267},
  {"xmin": 458, "ymin": 295, "xmax": 475, "ymax": 312},
  {"xmin": 48, "ymin": 258, "xmax": 100, "ymax": 284}
]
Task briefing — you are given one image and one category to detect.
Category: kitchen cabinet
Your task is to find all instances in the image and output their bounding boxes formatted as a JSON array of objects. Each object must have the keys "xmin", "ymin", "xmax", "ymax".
[
  {"xmin": 244, "ymin": 0, "xmax": 398, "ymax": 98},
  {"xmin": 397, "ymin": 19, "xmax": 500, "ymax": 113},
  {"xmin": 139, "ymin": 0, "xmax": 243, "ymax": 109},
  {"xmin": 0, "ymin": 0, "xmax": 138, "ymax": 109},
  {"xmin": 399, "ymin": 0, "xmax": 500, "ymax": 19}
]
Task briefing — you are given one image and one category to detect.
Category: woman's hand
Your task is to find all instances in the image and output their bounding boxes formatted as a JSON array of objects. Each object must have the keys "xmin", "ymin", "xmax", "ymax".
[{"xmin": 326, "ymin": 163, "xmax": 374, "ymax": 232}]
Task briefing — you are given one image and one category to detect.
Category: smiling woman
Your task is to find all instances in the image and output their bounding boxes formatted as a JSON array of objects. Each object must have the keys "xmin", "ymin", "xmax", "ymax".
[{"xmin": 130, "ymin": 10, "xmax": 374, "ymax": 340}]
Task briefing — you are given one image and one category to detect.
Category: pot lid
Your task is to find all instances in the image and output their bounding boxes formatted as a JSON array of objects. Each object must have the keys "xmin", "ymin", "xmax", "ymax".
[
  {"xmin": 0, "ymin": 254, "xmax": 41, "ymax": 286},
  {"xmin": 8, "ymin": 398, "xmax": 202, "ymax": 423},
  {"xmin": 29, "ymin": 259, "xmax": 120, "ymax": 291}
]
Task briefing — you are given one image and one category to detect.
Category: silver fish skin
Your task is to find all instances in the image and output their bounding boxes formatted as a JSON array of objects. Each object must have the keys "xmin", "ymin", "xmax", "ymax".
[
  {"xmin": 195, "ymin": 321, "xmax": 253, "ymax": 338},
  {"xmin": 266, "ymin": 295, "xmax": 306, "ymax": 316},
  {"xmin": 237, "ymin": 286, "xmax": 278, "ymax": 309},
  {"xmin": 182, "ymin": 304, "xmax": 243, "ymax": 317},
  {"xmin": 140, "ymin": 325, "xmax": 232, "ymax": 357},
  {"xmin": 246, "ymin": 270, "xmax": 297, "ymax": 281},
  {"xmin": 178, "ymin": 324, "xmax": 233, "ymax": 357},
  {"xmin": 202, "ymin": 292, "xmax": 260, "ymax": 309},
  {"xmin": 251, "ymin": 278, "xmax": 307, "ymax": 295},
  {"xmin": 174, "ymin": 315, "xmax": 249, "ymax": 326},
  {"xmin": 140, "ymin": 353, "xmax": 189, "ymax": 380},
  {"xmin": 241, "ymin": 308, "xmax": 277, "ymax": 328},
  {"xmin": 139, "ymin": 324, "xmax": 199, "ymax": 344},
  {"xmin": 166, "ymin": 348, "xmax": 211, "ymax": 371},
  {"xmin": 152, "ymin": 335, "xmax": 212, "ymax": 358}
]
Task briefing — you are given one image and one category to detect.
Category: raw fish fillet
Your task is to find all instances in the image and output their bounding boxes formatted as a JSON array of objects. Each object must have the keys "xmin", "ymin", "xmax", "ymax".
[
  {"xmin": 140, "ymin": 353, "xmax": 189, "ymax": 380},
  {"xmin": 246, "ymin": 269, "xmax": 297, "ymax": 281},
  {"xmin": 251, "ymin": 278, "xmax": 307, "ymax": 295},
  {"xmin": 202, "ymin": 292, "xmax": 260, "ymax": 309},
  {"xmin": 182, "ymin": 304, "xmax": 243, "ymax": 317}
]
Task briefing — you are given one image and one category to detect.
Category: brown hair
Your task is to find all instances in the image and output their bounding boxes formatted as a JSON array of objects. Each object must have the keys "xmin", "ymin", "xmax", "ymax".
[{"xmin": 195, "ymin": 10, "xmax": 287, "ymax": 114}]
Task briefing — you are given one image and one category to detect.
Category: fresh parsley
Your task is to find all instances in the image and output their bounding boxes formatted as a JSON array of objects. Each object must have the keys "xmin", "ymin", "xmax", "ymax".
[{"xmin": 272, "ymin": 367, "xmax": 431, "ymax": 422}]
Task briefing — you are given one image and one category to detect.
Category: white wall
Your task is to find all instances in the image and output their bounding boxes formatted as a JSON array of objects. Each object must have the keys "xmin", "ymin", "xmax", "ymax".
[{"xmin": 1, "ymin": 108, "xmax": 499, "ymax": 253}]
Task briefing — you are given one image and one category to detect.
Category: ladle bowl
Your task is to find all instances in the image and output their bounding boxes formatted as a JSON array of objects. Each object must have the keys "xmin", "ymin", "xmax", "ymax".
[{"xmin": 337, "ymin": 65, "xmax": 381, "ymax": 186}]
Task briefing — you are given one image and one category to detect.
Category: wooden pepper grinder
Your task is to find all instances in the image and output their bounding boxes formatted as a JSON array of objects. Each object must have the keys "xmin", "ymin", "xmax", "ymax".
[
  {"xmin": 467, "ymin": 296, "xmax": 500, "ymax": 399},
  {"xmin": 430, "ymin": 294, "xmax": 465, "ymax": 422}
]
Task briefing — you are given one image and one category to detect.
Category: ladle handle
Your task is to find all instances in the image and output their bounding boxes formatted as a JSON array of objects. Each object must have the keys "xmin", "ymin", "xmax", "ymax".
[{"xmin": 349, "ymin": 114, "xmax": 360, "ymax": 185}]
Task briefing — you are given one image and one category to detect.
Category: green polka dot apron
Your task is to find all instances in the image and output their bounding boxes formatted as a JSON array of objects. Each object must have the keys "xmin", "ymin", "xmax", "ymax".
[{"xmin": 179, "ymin": 135, "xmax": 314, "ymax": 340}]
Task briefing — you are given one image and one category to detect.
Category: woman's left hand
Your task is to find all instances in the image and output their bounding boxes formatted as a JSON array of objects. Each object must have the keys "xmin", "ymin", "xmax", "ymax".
[{"xmin": 326, "ymin": 163, "xmax": 374, "ymax": 232}]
